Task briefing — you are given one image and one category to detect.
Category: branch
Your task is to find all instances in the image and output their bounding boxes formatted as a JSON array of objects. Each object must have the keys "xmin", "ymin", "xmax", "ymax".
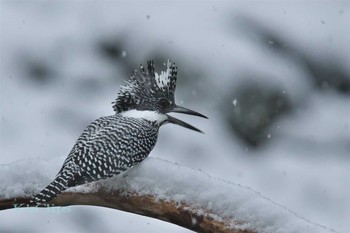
[
  {"xmin": 1, "ymin": 190, "xmax": 251, "ymax": 233},
  {"xmin": 0, "ymin": 157, "xmax": 333, "ymax": 233}
]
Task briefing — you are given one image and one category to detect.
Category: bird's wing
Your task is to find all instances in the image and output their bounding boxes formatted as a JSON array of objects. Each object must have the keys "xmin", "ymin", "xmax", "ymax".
[
  {"xmin": 60, "ymin": 116, "xmax": 157, "ymax": 186},
  {"xmin": 58, "ymin": 115, "xmax": 116, "ymax": 174}
]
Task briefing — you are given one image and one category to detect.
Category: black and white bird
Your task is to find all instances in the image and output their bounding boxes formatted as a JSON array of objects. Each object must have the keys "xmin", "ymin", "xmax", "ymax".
[{"xmin": 31, "ymin": 60, "xmax": 207, "ymax": 204}]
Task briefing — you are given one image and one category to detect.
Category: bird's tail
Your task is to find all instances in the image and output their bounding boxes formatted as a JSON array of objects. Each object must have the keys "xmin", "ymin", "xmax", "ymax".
[{"xmin": 30, "ymin": 171, "xmax": 75, "ymax": 205}]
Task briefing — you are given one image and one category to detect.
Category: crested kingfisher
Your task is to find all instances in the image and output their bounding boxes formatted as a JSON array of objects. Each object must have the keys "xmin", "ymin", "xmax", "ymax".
[{"xmin": 32, "ymin": 60, "xmax": 207, "ymax": 204}]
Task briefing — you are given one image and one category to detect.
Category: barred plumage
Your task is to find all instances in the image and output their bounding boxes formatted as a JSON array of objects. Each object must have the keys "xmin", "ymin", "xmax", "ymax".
[
  {"xmin": 31, "ymin": 60, "xmax": 207, "ymax": 204},
  {"xmin": 32, "ymin": 115, "xmax": 159, "ymax": 203}
]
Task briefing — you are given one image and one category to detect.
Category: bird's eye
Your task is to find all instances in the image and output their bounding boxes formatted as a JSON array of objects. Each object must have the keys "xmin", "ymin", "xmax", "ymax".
[{"xmin": 159, "ymin": 99, "xmax": 171, "ymax": 109}]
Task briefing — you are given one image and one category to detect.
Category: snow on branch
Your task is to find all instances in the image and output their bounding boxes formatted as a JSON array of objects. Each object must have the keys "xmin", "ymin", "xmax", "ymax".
[{"xmin": 0, "ymin": 157, "xmax": 335, "ymax": 233}]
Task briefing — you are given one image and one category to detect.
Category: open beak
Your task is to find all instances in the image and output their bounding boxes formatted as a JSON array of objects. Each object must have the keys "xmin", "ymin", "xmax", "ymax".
[{"xmin": 166, "ymin": 105, "xmax": 208, "ymax": 133}]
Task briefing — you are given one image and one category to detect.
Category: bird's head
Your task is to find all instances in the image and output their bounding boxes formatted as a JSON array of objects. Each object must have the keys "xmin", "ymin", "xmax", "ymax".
[{"xmin": 113, "ymin": 60, "xmax": 207, "ymax": 133}]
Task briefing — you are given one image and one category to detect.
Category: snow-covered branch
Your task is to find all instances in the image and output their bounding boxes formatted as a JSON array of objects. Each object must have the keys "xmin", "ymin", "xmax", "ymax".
[
  {"xmin": 0, "ymin": 157, "xmax": 334, "ymax": 233},
  {"xmin": 1, "ymin": 190, "xmax": 246, "ymax": 233}
]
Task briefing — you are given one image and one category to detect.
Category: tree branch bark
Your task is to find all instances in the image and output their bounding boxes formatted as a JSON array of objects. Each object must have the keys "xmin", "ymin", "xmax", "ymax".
[{"xmin": 0, "ymin": 189, "xmax": 255, "ymax": 233}]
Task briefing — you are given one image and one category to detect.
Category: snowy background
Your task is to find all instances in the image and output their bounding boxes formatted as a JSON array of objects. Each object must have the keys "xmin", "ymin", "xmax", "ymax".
[{"xmin": 0, "ymin": 1, "xmax": 349, "ymax": 233}]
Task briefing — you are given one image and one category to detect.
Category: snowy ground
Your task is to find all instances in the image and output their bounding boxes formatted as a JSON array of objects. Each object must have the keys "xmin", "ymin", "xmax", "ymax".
[{"xmin": 1, "ymin": 1, "xmax": 349, "ymax": 233}]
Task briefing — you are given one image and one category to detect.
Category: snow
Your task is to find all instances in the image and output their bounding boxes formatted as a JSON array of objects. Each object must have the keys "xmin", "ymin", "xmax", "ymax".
[
  {"xmin": 232, "ymin": 99, "xmax": 237, "ymax": 106},
  {"xmin": 0, "ymin": 157, "xmax": 337, "ymax": 233},
  {"xmin": 111, "ymin": 158, "xmax": 338, "ymax": 233},
  {"xmin": 1, "ymin": 1, "xmax": 349, "ymax": 233},
  {"xmin": 0, "ymin": 157, "xmax": 60, "ymax": 199}
]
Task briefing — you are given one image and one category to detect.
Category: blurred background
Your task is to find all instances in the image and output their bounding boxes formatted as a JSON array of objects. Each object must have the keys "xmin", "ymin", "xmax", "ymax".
[{"xmin": 0, "ymin": 1, "xmax": 349, "ymax": 232}]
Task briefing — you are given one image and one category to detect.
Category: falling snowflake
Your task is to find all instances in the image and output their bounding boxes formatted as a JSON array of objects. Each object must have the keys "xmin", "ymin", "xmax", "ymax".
[{"xmin": 232, "ymin": 99, "xmax": 237, "ymax": 106}]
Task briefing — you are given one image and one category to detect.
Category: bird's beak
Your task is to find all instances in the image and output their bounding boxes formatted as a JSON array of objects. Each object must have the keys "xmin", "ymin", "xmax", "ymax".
[
  {"xmin": 166, "ymin": 105, "xmax": 208, "ymax": 133},
  {"xmin": 171, "ymin": 105, "xmax": 208, "ymax": 119}
]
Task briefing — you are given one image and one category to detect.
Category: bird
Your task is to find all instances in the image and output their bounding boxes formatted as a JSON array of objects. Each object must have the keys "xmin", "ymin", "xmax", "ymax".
[{"xmin": 31, "ymin": 59, "xmax": 207, "ymax": 204}]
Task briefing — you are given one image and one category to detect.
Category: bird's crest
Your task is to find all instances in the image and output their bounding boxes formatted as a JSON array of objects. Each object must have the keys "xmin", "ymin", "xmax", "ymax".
[{"xmin": 113, "ymin": 60, "xmax": 177, "ymax": 112}]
